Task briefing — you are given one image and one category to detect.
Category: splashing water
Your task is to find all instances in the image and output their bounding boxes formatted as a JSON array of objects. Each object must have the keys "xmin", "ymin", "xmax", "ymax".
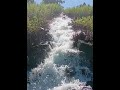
[{"xmin": 27, "ymin": 14, "xmax": 93, "ymax": 90}]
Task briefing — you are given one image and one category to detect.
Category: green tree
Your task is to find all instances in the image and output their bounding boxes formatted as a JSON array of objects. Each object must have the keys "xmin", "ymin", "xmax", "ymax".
[
  {"xmin": 64, "ymin": 5, "xmax": 93, "ymax": 18},
  {"xmin": 42, "ymin": 0, "xmax": 65, "ymax": 4},
  {"xmin": 83, "ymin": 2, "xmax": 86, "ymax": 6}
]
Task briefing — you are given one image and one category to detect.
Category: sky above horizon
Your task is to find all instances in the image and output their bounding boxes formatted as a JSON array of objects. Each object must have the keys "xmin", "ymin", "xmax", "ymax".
[{"xmin": 34, "ymin": 0, "xmax": 93, "ymax": 8}]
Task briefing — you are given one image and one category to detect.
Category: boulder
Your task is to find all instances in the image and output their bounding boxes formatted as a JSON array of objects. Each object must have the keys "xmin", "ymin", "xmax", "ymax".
[{"xmin": 79, "ymin": 32, "xmax": 86, "ymax": 40}]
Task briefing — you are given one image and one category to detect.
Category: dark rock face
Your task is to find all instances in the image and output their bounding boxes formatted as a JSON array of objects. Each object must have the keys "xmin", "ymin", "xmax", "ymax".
[
  {"xmin": 27, "ymin": 44, "xmax": 50, "ymax": 71},
  {"xmin": 27, "ymin": 28, "xmax": 52, "ymax": 71},
  {"xmin": 72, "ymin": 31, "xmax": 92, "ymax": 45},
  {"xmin": 73, "ymin": 34, "xmax": 93, "ymax": 63},
  {"xmin": 79, "ymin": 41, "xmax": 93, "ymax": 58},
  {"xmin": 79, "ymin": 41, "xmax": 93, "ymax": 70},
  {"xmin": 72, "ymin": 31, "xmax": 93, "ymax": 79},
  {"xmin": 79, "ymin": 32, "xmax": 86, "ymax": 40}
]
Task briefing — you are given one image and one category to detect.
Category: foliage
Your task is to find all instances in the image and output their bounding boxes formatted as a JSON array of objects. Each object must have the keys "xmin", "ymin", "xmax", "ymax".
[
  {"xmin": 42, "ymin": 0, "xmax": 65, "ymax": 4},
  {"xmin": 27, "ymin": 3, "xmax": 63, "ymax": 69},
  {"xmin": 64, "ymin": 3, "xmax": 93, "ymax": 32},
  {"xmin": 64, "ymin": 4, "xmax": 93, "ymax": 18},
  {"xmin": 27, "ymin": 3, "xmax": 63, "ymax": 32},
  {"xmin": 73, "ymin": 16, "xmax": 93, "ymax": 31}
]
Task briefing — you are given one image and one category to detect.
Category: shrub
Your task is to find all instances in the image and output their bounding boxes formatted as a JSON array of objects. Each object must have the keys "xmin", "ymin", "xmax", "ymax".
[
  {"xmin": 27, "ymin": 3, "xmax": 63, "ymax": 32},
  {"xmin": 73, "ymin": 16, "xmax": 93, "ymax": 31},
  {"xmin": 64, "ymin": 5, "xmax": 93, "ymax": 18}
]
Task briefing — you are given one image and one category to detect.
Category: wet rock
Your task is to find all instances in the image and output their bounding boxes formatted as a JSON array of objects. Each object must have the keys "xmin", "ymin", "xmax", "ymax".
[
  {"xmin": 82, "ymin": 86, "xmax": 92, "ymax": 90},
  {"xmin": 86, "ymin": 81, "xmax": 93, "ymax": 88},
  {"xmin": 78, "ymin": 40, "xmax": 93, "ymax": 61},
  {"xmin": 79, "ymin": 32, "xmax": 86, "ymax": 40},
  {"xmin": 68, "ymin": 22, "xmax": 72, "ymax": 26},
  {"xmin": 72, "ymin": 33, "xmax": 80, "ymax": 47},
  {"xmin": 65, "ymin": 67, "xmax": 76, "ymax": 77},
  {"xmin": 27, "ymin": 77, "xmax": 30, "ymax": 84},
  {"xmin": 62, "ymin": 16, "xmax": 66, "ymax": 19},
  {"xmin": 27, "ymin": 29, "xmax": 52, "ymax": 70}
]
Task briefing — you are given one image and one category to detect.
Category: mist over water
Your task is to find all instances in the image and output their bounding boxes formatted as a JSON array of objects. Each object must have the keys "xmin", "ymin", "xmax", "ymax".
[{"xmin": 27, "ymin": 14, "xmax": 93, "ymax": 90}]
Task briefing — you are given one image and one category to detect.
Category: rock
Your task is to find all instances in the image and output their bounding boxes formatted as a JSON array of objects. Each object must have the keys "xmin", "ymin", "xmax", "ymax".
[
  {"xmin": 27, "ymin": 77, "xmax": 30, "ymax": 84},
  {"xmin": 65, "ymin": 67, "xmax": 76, "ymax": 77},
  {"xmin": 86, "ymin": 81, "xmax": 93, "ymax": 88},
  {"xmin": 82, "ymin": 86, "xmax": 92, "ymax": 90},
  {"xmin": 79, "ymin": 32, "xmax": 86, "ymax": 40},
  {"xmin": 62, "ymin": 16, "xmax": 66, "ymax": 19},
  {"xmin": 68, "ymin": 22, "xmax": 72, "ymax": 26},
  {"xmin": 72, "ymin": 33, "xmax": 80, "ymax": 47},
  {"xmin": 78, "ymin": 40, "xmax": 93, "ymax": 60},
  {"xmin": 27, "ymin": 27, "xmax": 52, "ymax": 70}
]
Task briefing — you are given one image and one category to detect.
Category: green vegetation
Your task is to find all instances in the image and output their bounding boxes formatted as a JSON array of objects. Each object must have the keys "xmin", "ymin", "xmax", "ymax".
[
  {"xmin": 42, "ymin": 0, "xmax": 65, "ymax": 4},
  {"xmin": 64, "ymin": 4, "xmax": 93, "ymax": 32},
  {"xmin": 27, "ymin": 2, "xmax": 93, "ymax": 34},
  {"xmin": 64, "ymin": 5, "xmax": 92, "ymax": 18},
  {"xmin": 27, "ymin": 3, "xmax": 63, "ymax": 32},
  {"xmin": 72, "ymin": 16, "xmax": 93, "ymax": 31}
]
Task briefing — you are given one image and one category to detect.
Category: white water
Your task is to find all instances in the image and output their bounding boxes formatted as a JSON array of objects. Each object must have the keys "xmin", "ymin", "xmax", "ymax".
[{"xmin": 27, "ymin": 14, "xmax": 93, "ymax": 90}]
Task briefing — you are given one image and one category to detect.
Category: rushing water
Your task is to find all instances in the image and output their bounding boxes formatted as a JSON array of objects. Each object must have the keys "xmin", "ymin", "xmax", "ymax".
[{"xmin": 27, "ymin": 14, "xmax": 93, "ymax": 90}]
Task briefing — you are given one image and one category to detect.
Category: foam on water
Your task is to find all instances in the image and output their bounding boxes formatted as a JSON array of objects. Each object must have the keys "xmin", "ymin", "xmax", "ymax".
[{"xmin": 27, "ymin": 14, "xmax": 93, "ymax": 90}]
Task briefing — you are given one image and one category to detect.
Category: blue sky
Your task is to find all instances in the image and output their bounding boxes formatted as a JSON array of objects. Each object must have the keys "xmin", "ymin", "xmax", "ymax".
[{"xmin": 34, "ymin": 0, "xmax": 93, "ymax": 8}]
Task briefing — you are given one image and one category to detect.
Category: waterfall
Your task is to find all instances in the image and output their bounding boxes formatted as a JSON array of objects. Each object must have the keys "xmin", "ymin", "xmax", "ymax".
[{"xmin": 27, "ymin": 14, "xmax": 93, "ymax": 90}]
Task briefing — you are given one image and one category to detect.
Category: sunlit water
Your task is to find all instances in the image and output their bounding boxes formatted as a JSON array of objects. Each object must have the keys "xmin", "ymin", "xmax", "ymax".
[{"xmin": 27, "ymin": 14, "xmax": 93, "ymax": 90}]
